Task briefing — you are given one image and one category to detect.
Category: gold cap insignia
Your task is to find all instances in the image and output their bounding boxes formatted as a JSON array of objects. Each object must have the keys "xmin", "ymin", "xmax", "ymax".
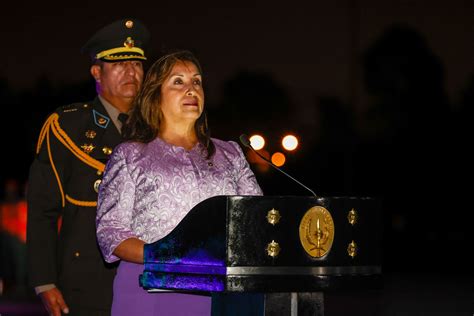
[
  {"xmin": 81, "ymin": 143, "xmax": 95, "ymax": 154},
  {"xmin": 85, "ymin": 130, "xmax": 97, "ymax": 139},
  {"xmin": 124, "ymin": 37, "xmax": 135, "ymax": 48},
  {"xmin": 125, "ymin": 20, "xmax": 134, "ymax": 28}
]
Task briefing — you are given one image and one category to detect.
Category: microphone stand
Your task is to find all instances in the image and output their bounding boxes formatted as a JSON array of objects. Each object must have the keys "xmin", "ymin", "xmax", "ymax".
[{"xmin": 239, "ymin": 134, "xmax": 318, "ymax": 199}]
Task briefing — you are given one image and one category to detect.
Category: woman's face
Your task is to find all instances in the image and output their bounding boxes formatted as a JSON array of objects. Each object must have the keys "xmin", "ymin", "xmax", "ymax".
[{"xmin": 160, "ymin": 60, "xmax": 204, "ymax": 126}]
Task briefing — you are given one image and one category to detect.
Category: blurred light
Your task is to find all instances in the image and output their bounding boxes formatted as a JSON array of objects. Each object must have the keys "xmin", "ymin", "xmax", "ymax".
[
  {"xmin": 0, "ymin": 200, "xmax": 27, "ymax": 243},
  {"xmin": 249, "ymin": 134, "xmax": 265, "ymax": 150},
  {"xmin": 282, "ymin": 134, "xmax": 298, "ymax": 151},
  {"xmin": 271, "ymin": 152, "xmax": 286, "ymax": 167}
]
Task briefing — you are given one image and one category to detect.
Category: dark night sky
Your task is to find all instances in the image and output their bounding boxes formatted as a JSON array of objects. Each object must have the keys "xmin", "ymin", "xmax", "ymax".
[
  {"xmin": 1, "ymin": 0, "xmax": 473, "ymax": 185},
  {"xmin": 2, "ymin": 1, "xmax": 473, "ymax": 117}
]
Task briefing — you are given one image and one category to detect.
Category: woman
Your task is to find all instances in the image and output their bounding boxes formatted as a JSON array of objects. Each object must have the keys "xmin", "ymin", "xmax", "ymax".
[{"xmin": 96, "ymin": 50, "xmax": 263, "ymax": 315}]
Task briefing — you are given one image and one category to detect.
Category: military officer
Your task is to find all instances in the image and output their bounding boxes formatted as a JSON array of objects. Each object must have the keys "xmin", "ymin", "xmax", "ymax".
[{"xmin": 26, "ymin": 18, "xmax": 151, "ymax": 316}]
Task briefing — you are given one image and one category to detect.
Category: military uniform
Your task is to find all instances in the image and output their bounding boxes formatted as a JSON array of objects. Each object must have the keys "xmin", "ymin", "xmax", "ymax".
[
  {"xmin": 27, "ymin": 98, "xmax": 122, "ymax": 310},
  {"xmin": 26, "ymin": 18, "xmax": 150, "ymax": 315}
]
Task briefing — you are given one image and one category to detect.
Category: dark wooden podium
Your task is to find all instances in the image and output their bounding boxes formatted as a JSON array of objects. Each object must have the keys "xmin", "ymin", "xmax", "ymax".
[{"xmin": 139, "ymin": 195, "xmax": 382, "ymax": 315}]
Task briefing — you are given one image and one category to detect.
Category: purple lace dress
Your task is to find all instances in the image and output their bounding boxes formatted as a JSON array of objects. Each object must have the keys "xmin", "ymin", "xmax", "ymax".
[{"xmin": 96, "ymin": 137, "xmax": 262, "ymax": 315}]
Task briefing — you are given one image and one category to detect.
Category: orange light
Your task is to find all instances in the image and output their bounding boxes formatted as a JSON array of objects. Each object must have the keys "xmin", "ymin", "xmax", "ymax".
[
  {"xmin": 282, "ymin": 135, "xmax": 298, "ymax": 151},
  {"xmin": 271, "ymin": 152, "xmax": 286, "ymax": 167},
  {"xmin": 249, "ymin": 134, "xmax": 265, "ymax": 150},
  {"xmin": 0, "ymin": 200, "xmax": 27, "ymax": 243}
]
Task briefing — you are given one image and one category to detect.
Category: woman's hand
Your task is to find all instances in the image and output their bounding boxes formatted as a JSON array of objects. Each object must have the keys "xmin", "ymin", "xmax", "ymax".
[{"xmin": 113, "ymin": 237, "xmax": 145, "ymax": 263}]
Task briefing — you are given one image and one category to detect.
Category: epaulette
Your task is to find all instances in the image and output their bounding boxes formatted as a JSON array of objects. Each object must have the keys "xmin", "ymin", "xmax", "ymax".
[
  {"xmin": 58, "ymin": 102, "xmax": 93, "ymax": 114},
  {"xmin": 35, "ymin": 104, "xmax": 106, "ymax": 207}
]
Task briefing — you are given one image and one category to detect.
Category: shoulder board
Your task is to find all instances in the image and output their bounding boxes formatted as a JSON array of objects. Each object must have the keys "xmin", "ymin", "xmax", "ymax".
[
  {"xmin": 57, "ymin": 102, "xmax": 93, "ymax": 114},
  {"xmin": 54, "ymin": 102, "xmax": 94, "ymax": 130},
  {"xmin": 56, "ymin": 102, "xmax": 111, "ymax": 130}
]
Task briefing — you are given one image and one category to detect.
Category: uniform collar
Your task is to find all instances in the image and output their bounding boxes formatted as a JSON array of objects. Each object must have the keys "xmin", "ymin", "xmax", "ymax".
[{"xmin": 98, "ymin": 95, "xmax": 126, "ymax": 133}]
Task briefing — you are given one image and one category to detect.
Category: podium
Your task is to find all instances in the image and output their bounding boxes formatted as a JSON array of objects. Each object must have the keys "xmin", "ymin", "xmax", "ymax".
[{"xmin": 139, "ymin": 195, "xmax": 382, "ymax": 315}]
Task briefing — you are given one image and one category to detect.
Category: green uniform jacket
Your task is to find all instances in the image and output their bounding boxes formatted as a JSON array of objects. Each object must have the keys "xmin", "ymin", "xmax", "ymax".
[{"xmin": 27, "ymin": 97, "xmax": 122, "ymax": 310}]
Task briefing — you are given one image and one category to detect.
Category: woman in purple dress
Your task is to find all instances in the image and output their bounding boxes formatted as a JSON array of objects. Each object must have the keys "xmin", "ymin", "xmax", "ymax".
[{"xmin": 96, "ymin": 50, "xmax": 263, "ymax": 315}]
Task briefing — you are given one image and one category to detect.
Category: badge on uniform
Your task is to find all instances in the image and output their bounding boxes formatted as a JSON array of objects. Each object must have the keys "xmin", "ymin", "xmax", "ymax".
[
  {"xmin": 81, "ymin": 143, "xmax": 95, "ymax": 154},
  {"xmin": 102, "ymin": 147, "xmax": 113, "ymax": 155},
  {"xmin": 94, "ymin": 179, "xmax": 102, "ymax": 193},
  {"xmin": 93, "ymin": 110, "xmax": 110, "ymax": 129},
  {"xmin": 85, "ymin": 130, "xmax": 97, "ymax": 139}
]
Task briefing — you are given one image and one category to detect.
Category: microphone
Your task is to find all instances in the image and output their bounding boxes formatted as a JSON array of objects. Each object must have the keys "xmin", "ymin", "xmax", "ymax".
[{"xmin": 239, "ymin": 134, "xmax": 318, "ymax": 198}]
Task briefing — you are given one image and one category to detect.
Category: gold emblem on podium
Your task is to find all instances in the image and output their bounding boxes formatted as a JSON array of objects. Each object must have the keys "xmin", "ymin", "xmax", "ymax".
[
  {"xmin": 348, "ymin": 208, "xmax": 357, "ymax": 225},
  {"xmin": 266, "ymin": 208, "xmax": 281, "ymax": 225},
  {"xmin": 266, "ymin": 240, "xmax": 281, "ymax": 258},
  {"xmin": 299, "ymin": 206, "xmax": 335, "ymax": 258},
  {"xmin": 347, "ymin": 240, "xmax": 357, "ymax": 258}
]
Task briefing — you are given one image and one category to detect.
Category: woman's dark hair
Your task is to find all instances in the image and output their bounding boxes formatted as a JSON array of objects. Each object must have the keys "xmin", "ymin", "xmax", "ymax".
[{"xmin": 122, "ymin": 50, "xmax": 215, "ymax": 158}]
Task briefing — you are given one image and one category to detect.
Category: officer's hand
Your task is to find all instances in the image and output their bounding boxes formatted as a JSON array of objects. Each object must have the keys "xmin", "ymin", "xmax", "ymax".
[{"xmin": 39, "ymin": 288, "xmax": 69, "ymax": 316}]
